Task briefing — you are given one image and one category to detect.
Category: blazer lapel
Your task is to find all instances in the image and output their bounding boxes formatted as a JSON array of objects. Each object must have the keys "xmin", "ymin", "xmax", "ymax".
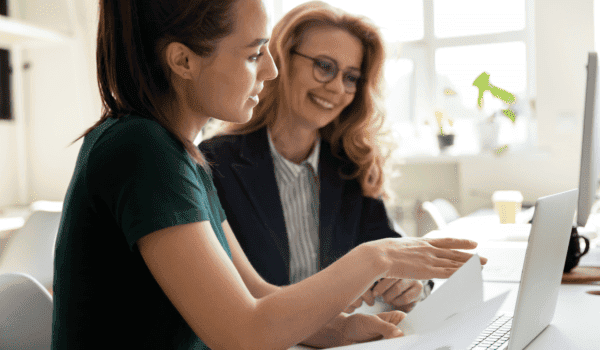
[
  {"xmin": 230, "ymin": 128, "xmax": 290, "ymax": 274},
  {"xmin": 318, "ymin": 141, "xmax": 345, "ymax": 269}
]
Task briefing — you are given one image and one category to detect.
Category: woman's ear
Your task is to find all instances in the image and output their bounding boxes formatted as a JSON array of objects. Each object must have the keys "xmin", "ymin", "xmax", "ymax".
[{"xmin": 165, "ymin": 42, "xmax": 194, "ymax": 80}]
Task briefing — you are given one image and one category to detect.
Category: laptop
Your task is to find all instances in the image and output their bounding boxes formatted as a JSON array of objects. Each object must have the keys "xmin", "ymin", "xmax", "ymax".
[{"xmin": 468, "ymin": 188, "xmax": 578, "ymax": 350}]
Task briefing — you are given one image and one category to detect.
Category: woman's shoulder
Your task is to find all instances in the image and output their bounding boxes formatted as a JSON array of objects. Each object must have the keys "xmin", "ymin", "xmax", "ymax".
[
  {"xmin": 103, "ymin": 115, "xmax": 171, "ymax": 142},
  {"xmin": 200, "ymin": 130, "xmax": 258, "ymax": 161},
  {"xmin": 321, "ymin": 140, "xmax": 354, "ymax": 169},
  {"xmin": 200, "ymin": 133, "xmax": 242, "ymax": 151},
  {"xmin": 90, "ymin": 115, "xmax": 187, "ymax": 166}
]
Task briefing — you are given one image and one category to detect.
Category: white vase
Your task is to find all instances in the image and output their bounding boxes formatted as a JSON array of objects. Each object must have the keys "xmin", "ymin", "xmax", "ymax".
[{"xmin": 477, "ymin": 118, "xmax": 500, "ymax": 151}]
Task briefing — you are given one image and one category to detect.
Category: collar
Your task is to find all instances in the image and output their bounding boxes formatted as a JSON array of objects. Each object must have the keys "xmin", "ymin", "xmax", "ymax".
[{"xmin": 267, "ymin": 128, "xmax": 320, "ymax": 177}]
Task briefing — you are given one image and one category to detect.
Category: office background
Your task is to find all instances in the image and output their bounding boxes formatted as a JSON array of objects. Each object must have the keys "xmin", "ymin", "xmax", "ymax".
[{"xmin": 0, "ymin": 0, "xmax": 597, "ymax": 237}]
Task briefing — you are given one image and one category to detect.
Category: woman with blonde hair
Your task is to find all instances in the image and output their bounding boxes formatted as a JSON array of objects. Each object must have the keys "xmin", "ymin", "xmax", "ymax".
[{"xmin": 201, "ymin": 1, "xmax": 434, "ymax": 312}]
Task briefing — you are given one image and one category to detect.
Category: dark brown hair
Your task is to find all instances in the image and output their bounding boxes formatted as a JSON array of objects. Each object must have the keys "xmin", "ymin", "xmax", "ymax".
[
  {"xmin": 78, "ymin": 0, "xmax": 238, "ymax": 166},
  {"xmin": 221, "ymin": 1, "xmax": 388, "ymax": 198}
]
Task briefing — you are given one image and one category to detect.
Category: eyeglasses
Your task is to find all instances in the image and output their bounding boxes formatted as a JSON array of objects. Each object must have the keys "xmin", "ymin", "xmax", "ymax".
[{"xmin": 291, "ymin": 50, "xmax": 362, "ymax": 94}]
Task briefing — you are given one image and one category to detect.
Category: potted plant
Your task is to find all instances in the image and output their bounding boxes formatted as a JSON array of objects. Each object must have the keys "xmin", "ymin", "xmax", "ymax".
[{"xmin": 434, "ymin": 110, "xmax": 455, "ymax": 152}]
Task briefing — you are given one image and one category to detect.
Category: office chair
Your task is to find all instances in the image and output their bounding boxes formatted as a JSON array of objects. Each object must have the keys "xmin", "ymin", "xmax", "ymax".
[
  {"xmin": 0, "ymin": 272, "xmax": 52, "ymax": 350},
  {"xmin": 0, "ymin": 204, "xmax": 62, "ymax": 291},
  {"xmin": 421, "ymin": 198, "xmax": 460, "ymax": 230}
]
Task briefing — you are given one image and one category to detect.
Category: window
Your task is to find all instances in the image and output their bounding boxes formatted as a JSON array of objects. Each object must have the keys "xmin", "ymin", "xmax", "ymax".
[
  {"xmin": 269, "ymin": 0, "xmax": 534, "ymax": 155},
  {"xmin": 0, "ymin": 0, "xmax": 11, "ymax": 121},
  {"xmin": 434, "ymin": 0, "xmax": 525, "ymax": 38},
  {"xmin": 0, "ymin": 49, "xmax": 10, "ymax": 120},
  {"xmin": 281, "ymin": 0, "xmax": 424, "ymax": 42}
]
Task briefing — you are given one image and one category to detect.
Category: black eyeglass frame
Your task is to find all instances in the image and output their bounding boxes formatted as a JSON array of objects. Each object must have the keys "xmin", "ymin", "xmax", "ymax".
[{"xmin": 290, "ymin": 50, "xmax": 362, "ymax": 94}]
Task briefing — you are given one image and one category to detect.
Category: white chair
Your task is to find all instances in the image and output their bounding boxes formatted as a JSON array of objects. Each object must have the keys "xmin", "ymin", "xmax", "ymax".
[
  {"xmin": 0, "ymin": 205, "xmax": 62, "ymax": 291},
  {"xmin": 421, "ymin": 198, "xmax": 461, "ymax": 230},
  {"xmin": 0, "ymin": 272, "xmax": 52, "ymax": 350}
]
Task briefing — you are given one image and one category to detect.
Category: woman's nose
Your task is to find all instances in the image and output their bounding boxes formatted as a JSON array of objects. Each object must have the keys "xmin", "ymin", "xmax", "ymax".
[
  {"xmin": 323, "ymin": 73, "xmax": 345, "ymax": 94},
  {"xmin": 261, "ymin": 49, "xmax": 278, "ymax": 81}
]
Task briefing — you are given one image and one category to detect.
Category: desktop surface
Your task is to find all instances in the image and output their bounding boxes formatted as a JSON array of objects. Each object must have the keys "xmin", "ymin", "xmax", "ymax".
[{"xmin": 288, "ymin": 283, "xmax": 600, "ymax": 350}]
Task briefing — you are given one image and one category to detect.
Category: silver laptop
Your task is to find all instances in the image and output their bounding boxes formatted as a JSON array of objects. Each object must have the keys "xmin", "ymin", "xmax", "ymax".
[{"xmin": 468, "ymin": 189, "xmax": 578, "ymax": 350}]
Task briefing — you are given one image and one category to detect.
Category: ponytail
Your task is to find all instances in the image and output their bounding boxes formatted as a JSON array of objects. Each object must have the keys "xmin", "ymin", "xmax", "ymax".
[{"xmin": 78, "ymin": 0, "xmax": 237, "ymax": 168}]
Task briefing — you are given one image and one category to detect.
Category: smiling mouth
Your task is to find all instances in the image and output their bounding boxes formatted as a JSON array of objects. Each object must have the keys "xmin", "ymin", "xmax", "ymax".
[{"xmin": 309, "ymin": 93, "xmax": 334, "ymax": 109}]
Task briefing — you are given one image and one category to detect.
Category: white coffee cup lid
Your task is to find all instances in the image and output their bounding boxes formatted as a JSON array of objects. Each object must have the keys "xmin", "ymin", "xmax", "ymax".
[{"xmin": 492, "ymin": 190, "xmax": 523, "ymax": 202}]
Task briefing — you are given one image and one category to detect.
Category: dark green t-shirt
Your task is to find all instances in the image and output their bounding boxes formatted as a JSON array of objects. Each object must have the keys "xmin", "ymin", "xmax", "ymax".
[{"xmin": 52, "ymin": 115, "xmax": 231, "ymax": 349}]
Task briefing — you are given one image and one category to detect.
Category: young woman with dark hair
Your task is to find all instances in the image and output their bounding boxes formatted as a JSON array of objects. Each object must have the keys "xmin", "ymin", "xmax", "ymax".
[{"xmin": 52, "ymin": 1, "xmax": 485, "ymax": 349}]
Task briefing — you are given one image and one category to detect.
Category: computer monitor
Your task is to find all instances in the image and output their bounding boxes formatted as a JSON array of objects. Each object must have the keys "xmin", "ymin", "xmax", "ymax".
[{"xmin": 576, "ymin": 52, "xmax": 600, "ymax": 227}]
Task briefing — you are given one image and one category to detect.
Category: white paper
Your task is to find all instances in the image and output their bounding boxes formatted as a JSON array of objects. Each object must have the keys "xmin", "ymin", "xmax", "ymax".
[
  {"xmin": 326, "ymin": 254, "xmax": 509, "ymax": 350},
  {"xmin": 406, "ymin": 291, "xmax": 509, "ymax": 350},
  {"xmin": 397, "ymin": 254, "xmax": 484, "ymax": 335},
  {"xmin": 327, "ymin": 292, "xmax": 509, "ymax": 350}
]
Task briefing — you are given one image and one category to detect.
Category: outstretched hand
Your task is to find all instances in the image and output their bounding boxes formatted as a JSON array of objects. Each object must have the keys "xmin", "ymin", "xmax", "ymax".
[{"xmin": 364, "ymin": 237, "xmax": 487, "ymax": 280}]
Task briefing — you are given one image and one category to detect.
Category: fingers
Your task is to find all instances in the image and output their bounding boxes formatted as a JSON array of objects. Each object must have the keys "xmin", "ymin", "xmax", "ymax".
[
  {"xmin": 343, "ymin": 305, "xmax": 357, "ymax": 314},
  {"xmin": 377, "ymin": 310, "xmax": 407, "ymax": 325},
  {"xmin": 362, "ymin": 288, "xmax": 376, "ymax": 306},
  {"xmin": 479, "ymin": 256, "xmax": 488, "ymax": 265},
  {"xmin": 343, "ymin": 313, "xmax": 403, "ymax": 344},
  {"xmin": 344, "ymin": 297, "xmax": 363, "ymax": 313},
  {"xmin": 382, "ymin": 237, "xmax": 487, "ymax": 280},
  {"xmin": 368, "ymin": 314, "xmax": 404, "ymax": 339},
  {"xmin": 375, "ymin": 279, "xmax": 420, "ymax": 306},
  {"xmin": 430, "ymin": 257, "xmax": 463, "ymax": 269},
  {"xmin": 385, "ymin": 280, "xmax": 423, "ymax": 307},
  {"xmin": 428, "ymin": 266, "xmax": 461, "ymax": 279},
  {"xmin": 434, "ymin": 248, "xmax": 488, "ymax": 266},
  {"xmin": 434, "ymin": 248, "xmax": 475, "ymax": 263},
  {"xmin": 399, "ymin": 301, "xmax": 417, "ymax": 312},
  {"xmin": 425, "ymin": 237, "xmax": 478, "ymax": 250},
  {"xmin": 371, "ymin": 278, "xmax": 397, "ymax": 298}
]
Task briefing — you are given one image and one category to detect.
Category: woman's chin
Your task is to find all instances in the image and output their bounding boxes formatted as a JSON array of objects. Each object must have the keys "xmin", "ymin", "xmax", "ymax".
[{"xmin": 223, "ymin": 111, "xmax": 254, "ymax": 124}]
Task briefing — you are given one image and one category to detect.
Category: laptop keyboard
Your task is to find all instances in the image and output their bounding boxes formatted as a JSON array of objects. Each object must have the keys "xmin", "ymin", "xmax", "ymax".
[{"xmin": 468, "ymin": 314, "xmax": 513, "ymax": 349}]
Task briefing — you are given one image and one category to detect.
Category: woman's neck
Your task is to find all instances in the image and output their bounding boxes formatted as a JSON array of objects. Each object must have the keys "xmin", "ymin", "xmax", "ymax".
[
  {"xmin": 163, "ymin": 94, "xmax": 209, "ymax": 143},
  {"xmin": 269, "ymin": 118, "xmax": 319, "ymax": 165}
]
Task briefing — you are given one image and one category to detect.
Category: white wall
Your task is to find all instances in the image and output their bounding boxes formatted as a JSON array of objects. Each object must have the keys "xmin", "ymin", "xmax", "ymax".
[
  {"xmin": 0, "ymin": 0, "xmax": 100, "ymax": 207},
  {"xmin": 0, "ymin": 122, "xmax": 18, "ymax": 206}
]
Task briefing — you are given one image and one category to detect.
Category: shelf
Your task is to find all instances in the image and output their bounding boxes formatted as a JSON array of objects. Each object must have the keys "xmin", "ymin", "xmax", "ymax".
[
  {"xmin": 0, "ymin": 15, "xmax": 71, "ymax": 48},
  {"xmin": 397, "ymin": 148, "xmax": 551, "ymax": 165}
]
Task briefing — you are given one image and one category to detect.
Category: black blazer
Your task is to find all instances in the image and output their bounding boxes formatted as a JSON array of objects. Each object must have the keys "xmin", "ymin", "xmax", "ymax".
[{"xmin": 200, "ymin": 127, "xmax": 403, "ymax": 286}]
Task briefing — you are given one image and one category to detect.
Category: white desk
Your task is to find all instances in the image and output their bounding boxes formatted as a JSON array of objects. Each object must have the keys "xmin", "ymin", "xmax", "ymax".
[
  {"xmin": 485, "ymin": 282, "xmax": 600, "ymax": 350},
  {"xmin": 289, "ymin": 282, "xmax": 600, "ymax": 349},
  {"xmin": 289, "ymin": 213, "xmax": 600, "ymax": 349}
]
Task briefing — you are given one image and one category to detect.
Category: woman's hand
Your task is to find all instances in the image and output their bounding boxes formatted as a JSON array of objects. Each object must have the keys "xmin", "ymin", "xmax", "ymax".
[
  {"xmin": 364, "ymin": 237, "xmax": 487, "ymax": 280},
  {"xmin": 340, "ymin": 311, "xmax": 406, "ymax": 344},
  {"xmin": 344, "ymin": 278, "xmax": 423, "ymax": 313},
  {"xmin": 371, "ymin": 278, "xmax": 422, "ymax": 312}
]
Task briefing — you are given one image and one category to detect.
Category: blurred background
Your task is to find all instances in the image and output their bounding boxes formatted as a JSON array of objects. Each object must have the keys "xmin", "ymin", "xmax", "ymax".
[{"xmin": 0, "ymin": 0, "xmax": 598, "ymax": 237}]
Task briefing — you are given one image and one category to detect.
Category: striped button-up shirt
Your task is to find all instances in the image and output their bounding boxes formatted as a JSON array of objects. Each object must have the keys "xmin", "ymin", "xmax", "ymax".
[{"xmin": 268, "ymin": 130, "xmax": 321, "ymax": 284}]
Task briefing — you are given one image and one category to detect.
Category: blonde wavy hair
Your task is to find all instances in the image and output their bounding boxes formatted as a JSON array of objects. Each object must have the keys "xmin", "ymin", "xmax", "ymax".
[{"xmin": 219, "ymin": 1, "xmax": 388, "ymax": 199}]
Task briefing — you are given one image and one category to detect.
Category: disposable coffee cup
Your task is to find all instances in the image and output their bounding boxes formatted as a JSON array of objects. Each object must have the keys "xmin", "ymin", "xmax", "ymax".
[{"xmin": 492, "ymin": 191, "xmax": 523, "ymax": 224}]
